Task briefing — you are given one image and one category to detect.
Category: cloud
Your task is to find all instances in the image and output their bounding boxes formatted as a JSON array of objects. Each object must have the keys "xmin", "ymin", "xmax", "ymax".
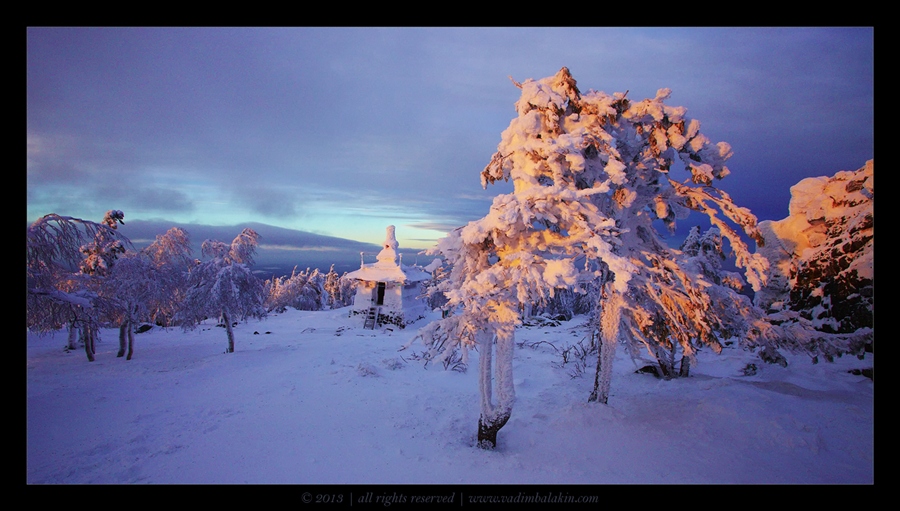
[
  {"xmin": 106, "ymin": 185, "xmax": 195, "ymax": 214},
  {"xmin": 405, "ymin": 221, "xmax": 463, "ymax": 234},
  {"xmin": 26, "ymin": 27, "xmax": 873, "ymax": 249},
  {"xmin": 228, "ymin": 184, "xmax": 303, "ymax": 219},
  {"xmin": 260, "ymin": 244, "xmax": 344, "ymax": 252}
]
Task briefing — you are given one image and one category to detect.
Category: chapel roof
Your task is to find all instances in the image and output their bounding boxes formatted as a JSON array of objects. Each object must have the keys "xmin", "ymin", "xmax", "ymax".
[{"xmin": 344, "ymin": 226, "xmax": 431, "ymax": 283}]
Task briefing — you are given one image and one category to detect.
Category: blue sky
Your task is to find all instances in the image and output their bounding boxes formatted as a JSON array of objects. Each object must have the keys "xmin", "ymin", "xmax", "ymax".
[{"xmin": 27, "ymin": 27, "xmax": 874, "ymax": 256}]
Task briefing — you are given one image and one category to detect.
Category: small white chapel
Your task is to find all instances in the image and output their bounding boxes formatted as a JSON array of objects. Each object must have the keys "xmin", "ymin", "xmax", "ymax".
[{"xmin": 345, "ymin": 226, "xmax": 432, "ymax": 329}]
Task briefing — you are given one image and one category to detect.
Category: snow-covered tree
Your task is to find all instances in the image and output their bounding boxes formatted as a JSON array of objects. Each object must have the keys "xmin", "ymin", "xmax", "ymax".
[
  {"xmin": 319, "ymin": 265, "xmax": 356, "ymax": 310},
  {"xmin": 413, "ymin": 68, "xmax": 635, "ymax": 448},
  {"xmin": 103, "ymin": 227, "xmax": 194, "ymax": 359},
  {"xmin": 323, "ymin": 265, "xmax": 341, "ymax": 309},
  {"xmin": 264, "ymin": 267, "xmax": 328, "ymax": 313},
  {"xmin": 336, "ymin": 273, "xmax": 358, "ymax": 308},
  {"xmin": 78, "ymin": 210, "xmax": 127, "ymax": 277},
  {"xmin": 263, "ymin": 273, "xmax": 291, "ymax": 313},
  {"xmin": 301, "ymin": 268, "xmax": 327, "ymax": 310},
  {"xmin": 413, "ymin": 68, "xmax": 772, "ymax": 447},
  {"xmin": 478, "ymin": 69, "xmax": 769, "ymax": 401},
  {"xmin": 104, "ymin": 252, "xmax": 155, "ymax": 359},
  {"xmin": 613, "ymin": 225, "xmax": 758, "ymax": 379},
  {"xmin": 141, "ymin": 227, "xmax": 194, "ymax": 326},
  {"xmin": 26, "ymin": 210, "xmax": 131, "ymax": 361},
  {"xmin": 755, "ymin": 160, "xmax": 874, "ymax": 361},
  {"xmin": 177, "ymin": 228, "xmax": 266, "ymax": 353},
  {"xmin": 421, "ymin": 258, "xmax": 450, "ymax": 311}
]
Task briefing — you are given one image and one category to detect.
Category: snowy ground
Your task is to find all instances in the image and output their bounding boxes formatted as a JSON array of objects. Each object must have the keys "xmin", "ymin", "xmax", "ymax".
[{"xmin": 26, "ymin": 308, "xmax": 874, "ymax": 485}]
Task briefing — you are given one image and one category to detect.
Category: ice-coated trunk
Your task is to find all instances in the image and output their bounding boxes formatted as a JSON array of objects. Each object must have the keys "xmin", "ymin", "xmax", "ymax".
[
  {"xmin": 520, "ymin": 302, "xmax": 532, "ymax": 321},
  {"xmin": 81, "ymin": 321, "xmax": 96, "ymax": 362},
  {"xmin": 589, "ymin": 332, "xmax": 604, "ymax": 402},
  {"xmin": 679, "ymin": 354, "xmax": 691, "ymax": 377},
  {"xmin": 118, "ymin": 321, "xmax": 128, "ymax": 357},
  {"xmin": 589, "ymin": 291, "xmax": 623, "ymax": 404},
  {"xmin": 117, "ymin": 305, "xmax": 137, "ymax": 360},
  {"xmin": 127, "ymin": 328, "xmax": 134, "ymax": 360},
  {"xmin": 223, "ymin": 310, "xmax": 235, "ymax": 353},
  {"xmin": 67, "ymin": 322, "xmax": 79, "ymax": 350},
  {"xmin": 126, "ymin": 306, "xmax": 136, "ymax": 360},
  {"xmin": 657, "ymin": 342, "xmax": 677, "ymax": 379},
  {"xmin": 476, "ymin": 324, "xmax": 515, "ymax": 449}
]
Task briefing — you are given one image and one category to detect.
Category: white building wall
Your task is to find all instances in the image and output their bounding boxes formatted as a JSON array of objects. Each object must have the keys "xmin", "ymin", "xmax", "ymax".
[{"xmin": 350, "ymin": 280, "xmax": 427, "ymax": 328}]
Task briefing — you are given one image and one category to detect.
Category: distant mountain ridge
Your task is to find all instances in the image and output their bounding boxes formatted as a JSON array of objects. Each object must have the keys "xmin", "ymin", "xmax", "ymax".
[
  {"xmin": 118, "ymin": 220, "xmax": 391, "ymax": 278},
  {"xmin": 26, "ymin": 217, "xmax": 440, "ymax": 278}
]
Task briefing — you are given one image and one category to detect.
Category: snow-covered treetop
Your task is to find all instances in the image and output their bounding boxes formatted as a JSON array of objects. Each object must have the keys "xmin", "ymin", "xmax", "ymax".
[
  {"xmin": 424, "ymin": 258, "xmax": 443, "ymax": 273},
  {"xmin": 419, "ymin": 67, "xmax": 772, "ymax": 364},
  {"xmin": 26, "ymin": 210, "xmax": 134, "ymax": 334},
  {"xmin": 143, "ymin": 227, "xmax": 193, "ymax": 267},
  {"xmin": 200, "ymin": 228, "xmax": 260, "ymax": 267},
  {"xmin": 27, "ymin": 211, "xmax": 132, "ymax": 281},
  {"xmin": 472, "ymin": 67, "xmax": 767, "ymax": 293}
]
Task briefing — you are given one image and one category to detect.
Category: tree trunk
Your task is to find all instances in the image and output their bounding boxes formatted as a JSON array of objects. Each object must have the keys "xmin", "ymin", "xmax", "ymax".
[
  {"xmin": 679, "ymin": 354, "xmax": 690, "ymax": 377},
  {"xmin": 656, "ymin": 343, "xmax": 676, "ymax": 379},
  {"xmin": 117, "ymin": 321, "xmax": 128, "ymax": 357},
  {"xmin": 652, "ymin": 315, "xmax": 675, "ymax": 379},
  {"xmin": 476, "ymin": 325, "xmax": 515, "ymax": 449},
  {"xmin": 588, "ymin": 331, "xmax": 603, "ymax": 402},
  {"xmin": 119, "ymin": 305, "xmax": 137, "ymax": 360},
  {"xmin": 588, "ymin": 290, "xmax": 623, "ymax": 404},
  {"xmin": 67, "ymin": 322, "xmax": 79, "ymax": 350},
  {"xmin": 478, "ymin": 412, "xmax": 511, "ymax": 449},
  {"xmin": 126, "ymin": 325, "xmax": 135, "ymax": 360},
  {"xmin": 82, "ymin": 321, "xmax": 95, "ymax": 362},
  {"xmin": 223, "ymin": 311, "xmax": 235, "ymax": 353}
]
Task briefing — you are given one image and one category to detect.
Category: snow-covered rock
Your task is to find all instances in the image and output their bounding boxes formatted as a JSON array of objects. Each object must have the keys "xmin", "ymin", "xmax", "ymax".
[{"xmin": 755, "ymin": 160, "xmax": 873, "ymax": 335}]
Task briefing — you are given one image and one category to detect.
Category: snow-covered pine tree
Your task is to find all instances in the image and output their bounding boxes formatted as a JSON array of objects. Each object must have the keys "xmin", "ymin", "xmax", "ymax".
[
  {"xmin": 264, "ymin": 267, "xmax": 329, "ymax": 313},
  {"xmin": 299, "ymin": 268, "xmax": 326, "ymax": 311},
  {"xmin": 415, "ymin": 68, "xmax": 774, "ymax": 449},
  {"xmin": 755, "ymin": 160, "xmax": 874, "ymax": 362},
  {"xmin": 78, "ymin": 210, "xmax": 127, "ymax": 277},
  {"xmin": 263, "ymin": 274, "xmax": 287, "ymax": 313},
  {"xmin": 324, "ymin": 265, "xmax": 341, "ymax": 309},
  {"xmin": 413, "ymin": 68, "xmax": 635, "ymax": 449},
  {"xmin": 26, "ymin": 210, "xmax": 132, "ymax": 361},
  {"xmin": 479, "ymin": 69, "xmax": 769, "ymax": 401},
  {"xmin": 337, "ymin": 272, "xmax": 358, "ymax": 308},
  {"xmin": 420, "ymin": 258, "xmax": 449, "ymax": 311},
  {"xmin": 618, "ymin": 225, "xmax": 753, "ymax": 377},
  {"xmin": 177, "ymin": 228, "xmax": 266, "ymax": 353}
]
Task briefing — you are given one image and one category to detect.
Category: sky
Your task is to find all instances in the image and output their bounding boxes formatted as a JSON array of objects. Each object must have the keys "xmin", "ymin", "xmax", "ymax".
[{"xmin": 26, "ymin": 27, "xmax": 874, "ymax": 253}]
